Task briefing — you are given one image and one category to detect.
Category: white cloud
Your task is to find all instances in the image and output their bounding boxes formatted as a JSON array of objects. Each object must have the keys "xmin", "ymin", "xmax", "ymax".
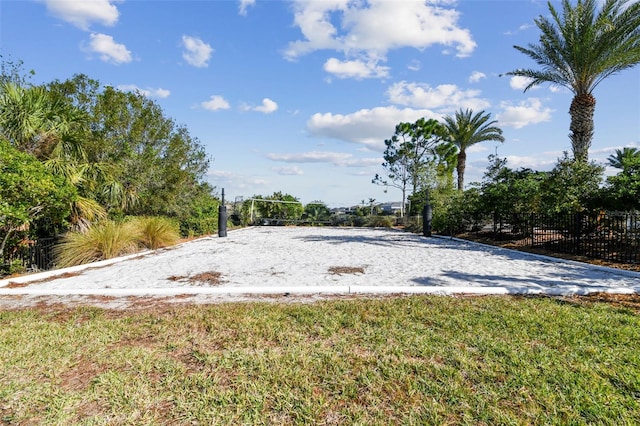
[
  {"xmin": 509, "ymin": 75, "xmax": 534, "ymax": 90},
  {"xmin": 386, "ymin": 81, "xmax": 490, "ymax": 112},
  {"xmin": 497, "ymin": 98, "xmax": 553, "ymax": 129},
  {"xmin": 86, "ymin": 33, "xmax": 132, "ymax": 64},
  {"xmin": 504, "ymin": 154, "xmax": 559, "ymax": 171},
  {"xmin": 407, "ymin": 60, "xmax": 421, "ymax": 71},
  {"xmin": 201, "ymin": 95, "xmax": 231, "ymax": 111},
  {"xmin": 207, "ymin": 170, "xmax": 270, "ymax": 190},
  {"xmin": 44, "ymin": 0, "xmax": 120, "ymax": 30},
  {"xmin": 307, "ymin": 106, "xmax": 439, "ymax": 150},
  {"xmin": 273, "ymin": 166, "xmax": 305, "ymax": 175},
  {"xmin": 323, "ymin": 57, "xmax": 390, "ymax": 79},
  {"xmin": 117, "ymin": 85, "xmax": 170, "ymax": 98},
  {"xmin": 244, "ymin": 98, "xmax": 278, "ymax": 114},
  {"xmin": 504, "ymin": 23, "xmax": 533, "ymax": 36},
  {"xmin": 181, "ymin": 35, "xmax": 213, "ymax": 68},
  {"xmin": 267, "ymin": 151, "xmax": 379, "ymax": 167},
  {"xmin": 469, "ymin": 71, "xmax": 486, "ymax": 83},
  {"xmin": 466, "ymin": 144, "xmax": 489, "ymax": 154},
  {"xmin": 256, "ymin": 98, "xmax": 278, "ymax": 114},
  {"xmin": 239, "ymin": 0, "xmax": 256, "ymax": 15},
  {"xmin": 284, "ymin": 0, "xmax": 475, "ymax": 78}
]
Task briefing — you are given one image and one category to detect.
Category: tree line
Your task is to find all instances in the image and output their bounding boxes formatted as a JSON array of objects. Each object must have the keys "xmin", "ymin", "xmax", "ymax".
[
  {"xmin": 373, "ymin": 0, "xmax": 640, "ymax": 229},
  {"xmin": 0, "ymin": 61, "xmax": 219, "ymax": 272}
]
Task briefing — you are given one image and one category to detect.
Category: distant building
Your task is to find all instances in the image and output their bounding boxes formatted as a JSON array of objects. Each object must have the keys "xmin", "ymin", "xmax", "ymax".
[{"xmin": 378, "ymin": 202, "xmax": 403, "ymax": 215}]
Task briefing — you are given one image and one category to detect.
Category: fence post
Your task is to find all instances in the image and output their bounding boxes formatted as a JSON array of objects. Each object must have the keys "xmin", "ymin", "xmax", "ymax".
[
  {"xmin": 529, "ymin": 213, "xmax": 534, "ymax": 246},
  {"xmin": 574, "ymin": 212, "xmax": 582, "ymax": 255}
]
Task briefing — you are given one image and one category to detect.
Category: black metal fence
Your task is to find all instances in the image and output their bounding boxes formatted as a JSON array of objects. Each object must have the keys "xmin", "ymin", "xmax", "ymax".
[
  {"xmin": 458, "ymin": 212, "xmax": 640, "ymax": 264},
  {"xmin": 1, "ymin": 237, "xmax": 58, "ymax": 277}
]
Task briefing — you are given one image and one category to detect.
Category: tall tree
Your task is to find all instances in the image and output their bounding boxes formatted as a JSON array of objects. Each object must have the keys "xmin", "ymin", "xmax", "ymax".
[
  {"xmin": 607, "ymin": 147, "xmax": 640, "ymax": 169},
  {"xmin": 373, "ymin": 118, "xmax": 448, "ymax": 216},
  {"xmin": 0, "ymin": 81, "xmax": 110, "ymax": 230},
  {"xmin": 442, "ymin": 109, "xmax": 504, "ymax": 192},
  {"xmin": 46, "ymin": 77, "xmax": 211, "ymax": 218},
  {"xmin": 505, "ymin": 0, "xmax": 640, "ymax": 162}
]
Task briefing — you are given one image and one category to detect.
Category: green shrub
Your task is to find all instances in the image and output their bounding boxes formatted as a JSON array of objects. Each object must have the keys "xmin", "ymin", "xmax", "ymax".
[
  {"xmin": 366, "ymin": 215, "xmax": 394, "ymax": 228},
  {"xmin": 131, "ymin": 216, "xmax": 180, "ymax": 250},
  {"xmin": 0, "ymin": 259, "xmax": 27, "ymax": 277},
  {"xmin": 55, "ymin": 220, "xmax": 141, "ymax": 267}
]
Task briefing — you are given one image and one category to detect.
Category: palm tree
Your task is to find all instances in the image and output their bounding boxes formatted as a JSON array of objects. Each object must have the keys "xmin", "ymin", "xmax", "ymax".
[
  {"xmin": 607, "ymin": 147, "xmax": 640, "ymax": 169},
  {"xmin": 443, "ymin": 109, "xmax": 504, "ymax": 192},
  {"xmin": 505, "ymin": 0, "xmax": 640, "ymax": 162},
  {"xmin": 0, "ymin": 82, "xmax": 133, "ymax": 229}
]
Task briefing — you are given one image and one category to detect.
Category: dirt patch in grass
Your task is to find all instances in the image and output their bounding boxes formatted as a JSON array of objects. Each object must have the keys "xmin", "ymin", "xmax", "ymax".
[
  {"xmin": 60, "ymin": 358, "xmax": 105, "ymax": 392},
  {"xmin": 328, "ymin": 266, "xmax": 365, "ymax": 275}
]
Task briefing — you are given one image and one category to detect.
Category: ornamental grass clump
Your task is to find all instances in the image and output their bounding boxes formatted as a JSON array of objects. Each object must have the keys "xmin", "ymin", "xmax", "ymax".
[
  {"xmin": 366, "ymin": 215, "xmax": 394, "ymax": 228},
  {"xmin": 54, "ymin": 220, "xmax": 141, "ymax": 267},
  {"xmin": 131, "ymin": 216, "xmax": 180, "ymax": 250}
]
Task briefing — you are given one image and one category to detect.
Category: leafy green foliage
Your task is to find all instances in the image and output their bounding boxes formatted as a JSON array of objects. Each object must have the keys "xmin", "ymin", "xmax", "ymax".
[
  {"xmin": 177, "ymin": 184, "xmax": 220, "ymax": 237},
  {"xmin": 373, "ymin": 118, "xmax": 449, "ymax": 216},
  {"xmin": 46, "ymin": 75, "xmax": 211, "ymax": 220},
  {"xmin": 431, "ymin": 189, "xmax": 483, "ymax": 235},
  {"xmin": 479, "ymin": 155, "xmax": 545, "ymax": 214},
  {"xmin": 303, "ymin": 201, "xmax": 331, "ymax": 223},
  {"xmin": 603, "ymin": 150, "xmax": 640, "ymax": 211},
  {"xmin": 539, "ymin": 153, "xmax": 604, "ymax": 213},
  {"xmin": 252, "ymin": 192, "xmax": 304, "ymax": 222},
  {"xmin": 607, "ymin": 147, "xmax": 640, "ymax": 169},
  {"xmin": 0, "ymin": 139, "xmax": 75, "ymax": 257}
]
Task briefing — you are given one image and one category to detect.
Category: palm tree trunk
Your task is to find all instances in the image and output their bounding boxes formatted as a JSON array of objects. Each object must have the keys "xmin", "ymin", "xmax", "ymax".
[
  {"xmin": 456, "ymin": 150, "xmax": 466, "ymax": 192},
  {"xmin": 569, "ymin": 93, "xmax": 596, "ymax": 162}
]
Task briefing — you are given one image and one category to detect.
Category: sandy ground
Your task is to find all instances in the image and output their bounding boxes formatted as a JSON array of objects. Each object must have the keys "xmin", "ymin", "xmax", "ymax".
[{"xmin": 1, "ymin": 226, "xmax": 638, "ymax": 309}]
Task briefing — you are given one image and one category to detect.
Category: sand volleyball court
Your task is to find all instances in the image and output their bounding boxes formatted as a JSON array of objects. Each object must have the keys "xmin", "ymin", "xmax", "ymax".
[{"xmin": 1, "ymin": 226, "xmax": 638, "ymax": 309}]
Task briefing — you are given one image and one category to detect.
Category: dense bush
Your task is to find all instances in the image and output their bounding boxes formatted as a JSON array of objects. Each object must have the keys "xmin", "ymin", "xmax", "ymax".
[
  {"xmin": 416, "ymin": 153, "xmax": 624, "ymax": 236},
  {"xmin": 538, "ymin": 153, "xmax": 604, "ymax": 213},
  {"xmin": 365, "ymin": 216, "xmax": 394, "ymax": 228},
  {"xmin": 432, "ymin": 189, "xmax": 483, "ymax": 235}
]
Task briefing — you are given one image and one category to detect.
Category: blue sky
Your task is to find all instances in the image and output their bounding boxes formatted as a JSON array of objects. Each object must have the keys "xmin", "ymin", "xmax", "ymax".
[{"xmin": 2, "ymin": 0, "xmax": 639, "ymax": 207}]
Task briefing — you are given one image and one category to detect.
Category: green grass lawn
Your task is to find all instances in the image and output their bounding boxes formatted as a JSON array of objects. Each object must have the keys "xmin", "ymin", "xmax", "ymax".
[{"xmin": 1, "ymin": 295, "xmax": 638, "ymax": 425}]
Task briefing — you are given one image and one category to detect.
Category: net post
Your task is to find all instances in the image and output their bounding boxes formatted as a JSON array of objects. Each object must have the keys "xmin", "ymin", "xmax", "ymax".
[{"xmin": 218, "ymin": 188, "xmax": 227, "ymax": 237}]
